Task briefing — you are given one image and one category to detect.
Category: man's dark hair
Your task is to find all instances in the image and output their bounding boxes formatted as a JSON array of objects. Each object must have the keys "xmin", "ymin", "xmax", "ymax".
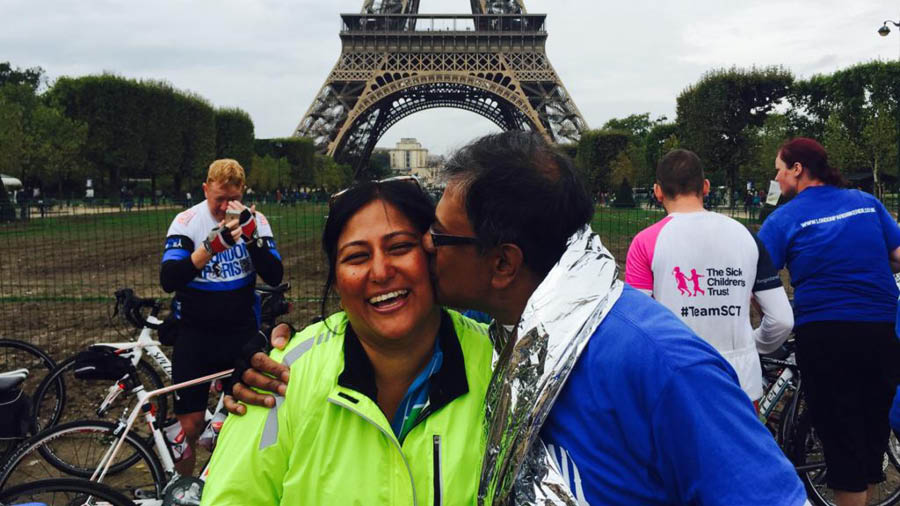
[
  {"xmin": 443, "ymin": 131, "xmax": 594, "ymax": 278},
  {"xmin": 656, "ymin": 149, "xmax": 704, "ymax": 198}
]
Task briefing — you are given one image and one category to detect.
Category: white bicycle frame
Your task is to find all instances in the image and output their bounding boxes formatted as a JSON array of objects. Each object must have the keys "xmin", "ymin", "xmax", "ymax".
[
  {"xmin": 90, "ymin": 369, "xmax": 233, "ymax": 506},
  {"xmin": 96, "ymin": 314, "xmax": 172, "ymax": 380},
  {"xmin": 758, "ymin": 357, "xmax": 796, "ymax": 422}
]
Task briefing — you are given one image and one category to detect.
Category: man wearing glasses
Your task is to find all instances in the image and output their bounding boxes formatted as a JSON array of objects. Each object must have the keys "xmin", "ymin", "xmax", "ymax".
[{"xmin": 230, "ymin": 135, "xmax": 806, "ymax": 505}]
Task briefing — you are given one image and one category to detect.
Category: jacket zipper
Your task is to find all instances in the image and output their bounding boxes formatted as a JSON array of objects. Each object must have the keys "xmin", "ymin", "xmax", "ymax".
[
  {"xmin": 433, "ymin": 434, "xmax": 443, "ymax": 506},
  {"xmin": 327, "ymin": 397, "xmax": 419, "ymax": 506}
]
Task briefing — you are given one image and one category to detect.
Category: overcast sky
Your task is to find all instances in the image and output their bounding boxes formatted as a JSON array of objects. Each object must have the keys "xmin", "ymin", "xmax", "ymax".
[{"xmin": 3, "ymin": 0, "xmax": 899, "ymax": 156}]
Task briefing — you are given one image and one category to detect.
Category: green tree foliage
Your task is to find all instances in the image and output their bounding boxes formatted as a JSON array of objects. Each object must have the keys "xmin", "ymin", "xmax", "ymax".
[
  {"xmin": 601, "ymin": 113, "xmax": 669, "ymax": 186},
  {"xmin": 255, "ymin": 138, "xmax": 317, "ymax": 187},
  {"xmin": 314, "ymin": 155, "xmax": 353, "ymax": 193},
  {"xmin": 743, "ymin": 114, "xmax": 791, "ymax": 191},
  {"xmin": 676, "ymin": 66, "xmax": 794, "ymax": 188},
  {"xmin": 792, "ymin": 62, "xmax": 899, "ymax": 194},
  {"xmin": 645, "ymin": 122, "xmax": 679, "ymax": 173},
  {"xmin": 0, "ymin": 99, "xmax": 25, "ymax": 178},
  {"xmin": 366, "ymin": 151, "xmax": 392, "ymax": 181},
  {"xmin": 141, "ymin": 82, "xmax": 184, "ymax": 200},
  {"xmin": 177, "ymin": 93, "xmax": 216, "ymax": 194},
  {"xmin": 609, "ymin": 151, "xmax": 635, "ymax": 188},
  {"xmin": 249, "ymin": 155, "xmax": 280, "ymax": 193},
  {"xmin": 0, "ymin": 82, "xmax": 90, "ymax": 195},
  {"xmin": 613, "ymin": 177, "xmax": 635, "ymax": 207},
  {"xmin": 49, "ymin": 75, "xmax": 150, "ymax": 197},
  {"xmin": 557, "ymin": 143, "xmax": 578, "ymax": 160},
  {"xmin": 215, "ymin": 108, "xmax": 255, "ymax": 171},
  {"xmin": 0, "ymin": 62, "xmax": 45, "ymax": 91},
  {"xmin": 26, "ymin": 104, "xmax": 89, "ymax": 196},
  {"xmin": 575, "ymin": 129, "xmax": 630, "ymax": 196},
  {"xmin": 48, "ymin": 75, "xmax": 219, "ymax": 199}
]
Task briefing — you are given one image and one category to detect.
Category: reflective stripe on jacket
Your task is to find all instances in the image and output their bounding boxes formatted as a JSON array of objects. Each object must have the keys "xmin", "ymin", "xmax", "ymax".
[{"xmin": 201, "ymin": 309, "xmax": 493, "ymax": 505}]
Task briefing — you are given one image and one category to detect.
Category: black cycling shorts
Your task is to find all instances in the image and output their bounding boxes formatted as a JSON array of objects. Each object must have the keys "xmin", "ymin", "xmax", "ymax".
[
  {"xmin": 172, "ymin": 324, "xmax": 254, "ymax": 415},
  {"xmin": 795, "ymin": 320, "xmax": 900, "ymax": 492}
]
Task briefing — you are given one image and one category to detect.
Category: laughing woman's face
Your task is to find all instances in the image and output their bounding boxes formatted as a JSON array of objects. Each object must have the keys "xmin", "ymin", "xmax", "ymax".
[{"xmin": 335, "ymin": 199, "xmax": 439, "ymax": 347}]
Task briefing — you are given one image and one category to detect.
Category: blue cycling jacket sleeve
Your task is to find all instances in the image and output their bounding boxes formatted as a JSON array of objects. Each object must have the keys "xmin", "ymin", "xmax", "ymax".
[
  {"xmin": 160, "ymin": 234, "xmax": 199, "ymax": 293},
  {"xmin": 752, "ymin": 232, "xmax": 783, "ymax": 292},
  {"xmin": 161, "ymin": 257, "xmax": 201, "ymax": 293},
  {"xmin": 247, "ymin": 237, "xmax": 283, "ymax": 287}
]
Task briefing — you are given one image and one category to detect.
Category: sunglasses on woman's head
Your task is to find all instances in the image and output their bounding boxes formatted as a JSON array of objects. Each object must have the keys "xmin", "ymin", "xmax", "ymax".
[{"xmin": 328, "ymin": 175, "xmax": 424, "ymax": 209}]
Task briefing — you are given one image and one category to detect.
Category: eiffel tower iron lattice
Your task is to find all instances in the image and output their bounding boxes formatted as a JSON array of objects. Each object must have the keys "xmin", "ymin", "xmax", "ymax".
[{"xmin": 294, "ymin": 0, "xmax": 587, "ymax": 172}]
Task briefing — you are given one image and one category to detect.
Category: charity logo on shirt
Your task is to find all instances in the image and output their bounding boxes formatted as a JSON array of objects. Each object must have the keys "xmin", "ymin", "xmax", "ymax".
[
  {"xmin": 672, "ymin": 266, "xmax": 705, "ymax": 296},
  {"xmin": 673, "ymin": 266, "xmax": 746, "ymax": 297}
]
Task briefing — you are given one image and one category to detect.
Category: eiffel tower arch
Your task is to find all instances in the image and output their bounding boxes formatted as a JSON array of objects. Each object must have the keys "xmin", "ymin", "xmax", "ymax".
[{"xmin": 294, "ymin": 0, "xmax": 587, "ymax": 172}]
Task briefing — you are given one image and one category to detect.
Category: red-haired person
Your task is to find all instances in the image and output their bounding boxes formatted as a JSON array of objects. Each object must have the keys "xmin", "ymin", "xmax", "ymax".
[{"xmin": 759, "ymin": 138, "xmax": 900, "ymax": 506}]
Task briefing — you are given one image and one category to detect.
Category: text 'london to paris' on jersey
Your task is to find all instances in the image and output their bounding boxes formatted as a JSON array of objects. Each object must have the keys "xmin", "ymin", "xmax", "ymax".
[{"xmin": 161, "ymin": 201, "xmax": 282, "ymax": 332}]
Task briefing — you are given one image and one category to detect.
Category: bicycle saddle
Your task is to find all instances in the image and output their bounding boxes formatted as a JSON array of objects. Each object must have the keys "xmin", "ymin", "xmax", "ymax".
[{"xmin": 0, "ymin": 368, "xmax": 28, "ymax": 393}]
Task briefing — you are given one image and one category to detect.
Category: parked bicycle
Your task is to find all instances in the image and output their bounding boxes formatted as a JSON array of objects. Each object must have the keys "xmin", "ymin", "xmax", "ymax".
[
  {"xmin": 0, "ymin": 477, "xmax": 135, "ymax": 506},
  {"xmin": 30, "ymin": 284, "xmax": 291, "ymax": 435},
  {"xmin": 759, "ymin": 340, "xmax": 900, "ymax": 506},
  {"xmin": 0, "ymin": 368, "xmax": 31, "ymax": 458},
  {"xmin": 1, "ymin": 285, "xmax": 291, "ymax": 503},
  {"xmin": 1, "ymin": 368, "xmax": 232, "ymax": 504},
  {"xmin": 0, "ymin": 338, "xmax": 58, "ymax": 404},
  {"xmin": 0, "ymin": 339, "xmax": 59, "ymax": 459}
]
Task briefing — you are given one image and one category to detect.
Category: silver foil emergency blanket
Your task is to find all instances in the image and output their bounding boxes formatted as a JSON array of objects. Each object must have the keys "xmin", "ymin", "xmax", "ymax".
[{"xmin": 478, "ymin": 225, "xmax": 623, "ymax": 505}]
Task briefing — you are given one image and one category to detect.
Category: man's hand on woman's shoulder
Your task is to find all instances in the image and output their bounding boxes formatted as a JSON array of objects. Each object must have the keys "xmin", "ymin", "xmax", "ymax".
[{"xmin": 224, "ymin": 323, "xmax": 293, "ymax": 415}]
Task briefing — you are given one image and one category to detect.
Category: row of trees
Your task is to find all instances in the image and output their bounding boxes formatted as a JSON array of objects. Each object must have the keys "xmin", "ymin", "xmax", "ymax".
[
  {"xmin": 573, "ymin": 61, "xmax": 900, "ymax": 200},
  {"xmin": 0, "ymin": 62, "xmax": 385, "ymax": 204},
  {"xmin": 0, "ymin": 63, "xmax": 256, "ymax": 202},
  {"xmin": 250, "ymin": 137, "xmax": 355, "ymax": 194}
]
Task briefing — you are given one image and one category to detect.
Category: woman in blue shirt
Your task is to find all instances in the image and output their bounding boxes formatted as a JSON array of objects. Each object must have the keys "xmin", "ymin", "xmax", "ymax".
[{"xmin": 759, "ymin": 137, "xmax": 900, "ymax": 506}]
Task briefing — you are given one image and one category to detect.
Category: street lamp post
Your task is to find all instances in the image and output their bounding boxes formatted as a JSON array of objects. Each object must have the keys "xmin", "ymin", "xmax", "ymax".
[{"xmin": 878, "ymin": 19, "xmax": 900, "ymax": 219}]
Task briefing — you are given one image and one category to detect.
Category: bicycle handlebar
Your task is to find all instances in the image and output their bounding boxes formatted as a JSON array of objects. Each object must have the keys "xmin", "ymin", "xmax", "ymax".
[
  {"xmin": 113, "ymin": 288, "xmax": 162, "ymax": 330},
  {"xmin": 113, "ymin": 283, "xmax": 292, "ymax": 331}
]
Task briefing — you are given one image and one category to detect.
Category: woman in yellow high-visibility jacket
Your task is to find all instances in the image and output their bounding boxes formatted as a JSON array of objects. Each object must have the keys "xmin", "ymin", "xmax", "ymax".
[{"xmin": 202, "ymin": 177, "xmax": 493, "ymax": 505}]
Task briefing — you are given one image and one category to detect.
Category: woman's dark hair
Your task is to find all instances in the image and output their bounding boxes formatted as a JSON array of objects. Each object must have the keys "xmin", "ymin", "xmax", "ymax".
[
  {"xmin": 319, "ymin": 180, "xmax": 435, "ymax": 318},
  {"xmin": 777, "ymin": 137, "xmax": 847, "ymax": 187}
]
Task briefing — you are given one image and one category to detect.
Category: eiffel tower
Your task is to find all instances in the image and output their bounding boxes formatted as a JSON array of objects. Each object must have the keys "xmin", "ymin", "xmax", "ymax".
[{"xmin": 294, "ymin": 0, "xmax": 587, "ymax": 172}]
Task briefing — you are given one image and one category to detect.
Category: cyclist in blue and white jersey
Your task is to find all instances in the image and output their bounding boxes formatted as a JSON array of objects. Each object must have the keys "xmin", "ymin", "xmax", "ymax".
[{"xmin": 160, "ymin": 158, "xmax": 282, "ymax": 476}]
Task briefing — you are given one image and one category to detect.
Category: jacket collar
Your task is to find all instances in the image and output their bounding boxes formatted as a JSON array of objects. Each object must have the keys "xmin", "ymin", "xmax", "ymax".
[{"xmin": 337, "ymin": 309, "xmax": 469, "ymax": 416}]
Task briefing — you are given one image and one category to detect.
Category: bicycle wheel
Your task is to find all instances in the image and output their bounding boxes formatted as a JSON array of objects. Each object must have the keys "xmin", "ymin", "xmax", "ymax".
[
  {"xmin": 31, "ymin": 354, "xmax": 169, "ymax": 437},
  {"xmin": 0, "ymin": 477, "xmax": 136, "ymax": 506},
  {"xmin": 792, "ymin": 411, "xmax": 900, "ymax": 506},
  {"xmin": 0, "ymin": 337, "xmax": 61, "ymax": 406},
  {"xmin": 0, "ymin": 419, "xmax": 166, "ymax": 501}
]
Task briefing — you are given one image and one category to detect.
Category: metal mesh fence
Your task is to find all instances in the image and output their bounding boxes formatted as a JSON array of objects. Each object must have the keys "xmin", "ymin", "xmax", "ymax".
[
  {"xmin": 0, "ymin": 198, "xmax": 329, "ymax": 358},
  {"xmin": 1, "ymin": 193, "xmax": 895, "ymax": 358}
]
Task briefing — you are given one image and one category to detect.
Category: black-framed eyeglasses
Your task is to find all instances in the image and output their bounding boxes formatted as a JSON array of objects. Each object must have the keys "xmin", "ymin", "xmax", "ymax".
[
  {"xmin": 329, "ymin": 175, "xmax": 424, "ymax": 209},
  {"xmin": 429, "ymin": 227, "xmax": 479, "ymax": 247}
]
